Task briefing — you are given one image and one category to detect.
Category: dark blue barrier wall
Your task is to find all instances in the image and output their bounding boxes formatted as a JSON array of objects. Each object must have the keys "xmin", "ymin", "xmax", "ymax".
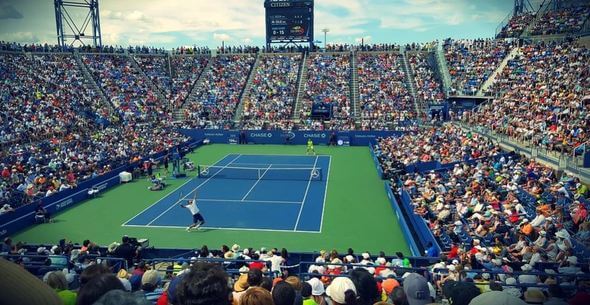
[
  {"xmin": 399, "ymin": 189, "xmax": 441, "ymax": 255},
  {"xmin": 0, "ymin": 140, "xmax": 202, "ymax": 238},
  {"xmin": 384, "ymin": 183, "xmax": 419, "ymax": 256},
  {"xmin": 179, "ymin": 129, "xmax": 404, "ymax": 146}
]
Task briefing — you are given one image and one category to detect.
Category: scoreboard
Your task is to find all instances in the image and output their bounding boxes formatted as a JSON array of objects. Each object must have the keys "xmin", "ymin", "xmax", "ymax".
[{"xmin": 265, "ymin": 0, "xmax": 314, "ymax": 46}]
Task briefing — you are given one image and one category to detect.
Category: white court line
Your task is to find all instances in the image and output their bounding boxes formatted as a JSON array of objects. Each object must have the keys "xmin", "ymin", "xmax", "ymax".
[
  {"xmin": 144, "ymin": 154, "xmax": 242, "ymax": 226},
  {"xmin": 122, "ymin": 224, "xmax": 321, "ymax": 234},
  {"xmin": 318, "ymin": 156, "xmax": 332, "ymax": 233},
  {"xmin": 199, "ymin": 198, "xmax": 301, "ymax": 204},
  {"xmin": 121, "ymin": 153, "xmax": 236, "ymax": 226},
  {"xmin": 231, "ymin": 162, "xmax": 315, "ymax": 167},
  {"xmin": 241, "ymin": 164, "xmax": 272, "ymax": 201},
  {"xmin": 293, "ymin": 155, "xmax": 319, "ymax": 231}
]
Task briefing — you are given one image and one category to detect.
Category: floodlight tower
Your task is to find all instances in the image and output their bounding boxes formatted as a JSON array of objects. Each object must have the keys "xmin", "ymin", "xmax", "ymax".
[
  {"xmin": 322, "ymin": 28, "xmax": 329, "ymax": 49},
  {"xmin": 54, "ymin": 0, "xmax": 103, "ymax": 49},
  {"xmin": 513, "ymin": 0, "xmax": 534, "ymax": 16}
]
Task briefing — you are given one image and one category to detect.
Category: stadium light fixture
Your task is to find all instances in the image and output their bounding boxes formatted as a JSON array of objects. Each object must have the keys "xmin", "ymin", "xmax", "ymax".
[{"xmin": 322, "ymin": 28, "xmax": 329, "ymax": 49}]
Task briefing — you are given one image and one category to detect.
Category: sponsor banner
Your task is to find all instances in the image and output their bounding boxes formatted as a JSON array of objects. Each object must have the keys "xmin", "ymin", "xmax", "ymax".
[{"xmin": 179, "ymin": 129, "xmax": 404, "ymax": 146}]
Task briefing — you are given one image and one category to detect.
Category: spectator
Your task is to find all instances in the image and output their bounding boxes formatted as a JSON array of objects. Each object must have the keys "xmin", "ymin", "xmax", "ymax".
[
  {"xmin": 76, "ymin": 274, "xmax": 125, "ymax": 305},
  {"xmin": 325, "ymin": 277, "xmax": 358, "ymax": 305},
  {"xmin": 272, "ymin": 281, "xmax": 297, "ymax": 305},
  {"xmin": 241, "ymin": 286, "xmax": 275, "ymax": 305},
  {"xmin": 44, "ymin": 271, "xmax": 77, "ymax": 305},
  {"xmin": 176, "ymin": 262, "xmax": 230, "ymax": 305},
  {"xmin": 92, "ymin": 289, "xmax": 151, "ymax": 305}
]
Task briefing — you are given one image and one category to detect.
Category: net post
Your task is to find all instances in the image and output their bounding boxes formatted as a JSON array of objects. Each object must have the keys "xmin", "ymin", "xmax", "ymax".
[{"xmin": 197, "ymin": 165, "xmax": 201, "ymax": 178}]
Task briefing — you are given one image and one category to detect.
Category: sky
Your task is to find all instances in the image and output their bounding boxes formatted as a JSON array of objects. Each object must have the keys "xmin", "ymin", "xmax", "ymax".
[{"xmin": 0, "ymin": 0, "xmax": 539, "ymax": 49}]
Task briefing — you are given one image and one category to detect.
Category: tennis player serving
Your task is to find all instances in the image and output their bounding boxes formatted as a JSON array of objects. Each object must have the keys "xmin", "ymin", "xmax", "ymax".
[
  {"xmin": 306, "ymin": 138, "xmax": 316, "ymax": 155},
  {"xmin": 180, "ymin": 191, "xmax": 205, "ymax": 231}
]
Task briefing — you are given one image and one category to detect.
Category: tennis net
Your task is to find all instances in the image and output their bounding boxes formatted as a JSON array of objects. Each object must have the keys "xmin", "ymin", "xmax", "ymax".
[{"xmin": 197, "ymin": 165, "xmax": 323, "ymax": 181}]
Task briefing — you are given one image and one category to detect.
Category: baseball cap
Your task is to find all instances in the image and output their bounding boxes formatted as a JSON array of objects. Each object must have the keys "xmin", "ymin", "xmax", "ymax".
[
  {"xmin": 382, "ymin": 278, "xmax": 400, "ymax": 295},
  {"xmin": 403, "ymin": 273, "xmax": 431, "ymax": 305},
  {"xmin": 468, "ymin": 290, "xmax": 527, "ymax": 305},
  {"xmin": 141, "ymin": 270, "xmax": 160, "ymax": 287},
  {"xmin": 307, "ymin": 277, "xmax": 325, "ymax": 296},
  {"xmin": 326, "ymin": 277, "xmax": 356, "ymax": 304}
]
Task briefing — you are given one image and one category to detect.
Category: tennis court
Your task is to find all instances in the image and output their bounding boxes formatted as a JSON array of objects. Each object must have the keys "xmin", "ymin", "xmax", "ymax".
[{"xmin": 123, "ymin": 153, "xmax": 331, "ymax": 232}]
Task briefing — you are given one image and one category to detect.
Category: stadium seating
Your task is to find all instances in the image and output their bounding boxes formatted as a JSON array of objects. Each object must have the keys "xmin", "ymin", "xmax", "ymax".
[
  {"xmin": 530, "ymin": 5, "xmax": 590, "ymax": 36},
  {"xmin": 83, "ymin": 54, "xmax": 166, "ymax": 123},
  {"xmin": 464, "ymin": 41, "xmax": 590, "ymax": 155},
  {"xmin": 496, "ymin": 12, "xmax": 535, "ymax": 38},
  {"xmin": 357, "ymin": 52, "xmax": 415, "ymax": 130},
  {"xmin": 0, "ymin": 53, "xmax": 107, "ymax": 144},
  {"xmin": 373, "ymin": 125, "xmax": 500, "ymax": 173},
  {"xmin": 181, "ymin": 54, "xmax": 256, "ymax": 129},
  {"xmin": 444, "ymin": 39, "xmax": 515, "ymax": 95},
  {"xmin": 1, "ymin": 28, "xmax": 590, "ymax": 304},
  {"xmin": 300, "ymin": 53, "xmax": 352, "ymax": 126},
  {"xmin": 240, "ymin": 54, "xmax": 302, "ymax": 130},
  {"xmin": 135, "ymin": 54, "xmax": 209, "ymax": 108},
  {"xmin": 407, "ymin": 52, "xmax": 445, "ymax": 104}
]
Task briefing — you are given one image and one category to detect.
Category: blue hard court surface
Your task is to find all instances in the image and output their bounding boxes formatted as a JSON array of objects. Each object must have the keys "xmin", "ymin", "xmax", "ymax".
[{"xmin": 123, "ymin": 154, "xmax": 330, "ymax": 233}]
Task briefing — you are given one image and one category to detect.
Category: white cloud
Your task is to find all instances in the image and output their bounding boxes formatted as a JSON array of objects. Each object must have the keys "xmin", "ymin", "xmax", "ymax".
[
  {"xmin": 213, "ymin": 33, "xmax": 232, "ymax": 41},
  {"xmin": 243, "ymin": 38, "xmax": 253, "ymax": 44}
]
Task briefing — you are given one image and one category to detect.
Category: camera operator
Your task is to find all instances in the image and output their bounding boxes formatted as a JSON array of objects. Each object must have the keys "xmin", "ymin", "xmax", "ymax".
[{"xmin": 113, "ymin": 236, "xmax": 139, "ymax": 267}]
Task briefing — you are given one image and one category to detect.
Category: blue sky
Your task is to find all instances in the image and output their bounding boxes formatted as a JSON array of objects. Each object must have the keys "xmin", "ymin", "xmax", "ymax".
[{"xmin": 0, "ymin": 0, "xmax": 535, "ymax": 48}]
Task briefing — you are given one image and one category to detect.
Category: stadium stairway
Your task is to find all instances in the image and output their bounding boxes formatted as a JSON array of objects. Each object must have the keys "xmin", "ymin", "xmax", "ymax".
[
  {"xmin": 520, "ymin": 3, "xmax": 550, "ymax": 38},
  {"xmin": 292, "ymin": 51, "xmax": 308, "ymax": 119},
  {"xmin": 73, "ymin": 50, "xmax": 116, "ymax": 119},
  {"xmin": 350, "ymin": 51, "xmax": 360, "ymax": 118},
  {"xmin": 400, "ymin": 50, "xmax": 421, "ymax": 116},
  {"xmin": 476, "ymin": 46, "xmax": 520, "ymax": 96},
  {"xmin": 234, "ymin": 52, "xmax": 261, "ymax": 122},
  {"xmin": 182, "ymin": 57, "xmax": 214, "ymax": 109},
  {"xmin": 435, "ymin": 42, "xmax": 453, "ymax": 95},
  {"xmin": 128, "ymin": 54, "xmax": 168, "ymax": 109}
]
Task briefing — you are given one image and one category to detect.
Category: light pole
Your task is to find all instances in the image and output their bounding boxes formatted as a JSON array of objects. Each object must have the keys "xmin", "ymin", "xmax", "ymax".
[{"xmin": 322, "ymin": 28, "xmax": 329, "ymax": 50}]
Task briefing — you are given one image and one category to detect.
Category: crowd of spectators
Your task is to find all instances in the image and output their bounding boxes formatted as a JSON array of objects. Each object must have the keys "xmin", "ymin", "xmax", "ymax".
[
  {"xmin": 181, "ymin": 55, "xmax": 255, "ymax": 129},
  {"xmin": 300, "ymin": 53, "xmax": 352, "ymax": 122},
  {"xmin": 407, "ymin": 53, "xmax": 445, "ymax": 104},
  {"xmin": 135, "ymin": 55, "xmax": 210, "ymax": 108},
  {"xmin": 400, "ymin": 153, "xmax": 589, "ymax": 291},
  {"xmin": 217, "ymin": 46, "xmax": 260, "ymax": 54},
  {"xmin": 444, "ymin": 39, "xmax": 515, "ymax": 95},
  {"xmin": 357, "ymin": 53, "xmax": 415, "ymax": 130},
  {"xmin": 172, "ymin": 46, "xmax": 211, "ymax": 55},
  {"xmin": 83, "ymin": 55, "xmax": 167, "ymax": 123},
  {"xmin": 530, "ymin": 5, "xmax": 590, "ymax": 36},
  {"xmin": 0, "ymin": 124, "xmax": 189, "ymax": 207},
  {"xmin": 464, "ymin": 41, "xmax": 590, "ymax": 155},
  {"xmin": 373, "ymin": 125, "xmax": 501, "ymax": 177},
  {"xmin": 0, "ymin": 53, "xmax": 109, "ymax": 145},
  {"xmin": 2, "ymin": 231, "xmax": 589, "ymax": 305},
  {"xmin": 497, "ymin": 13, "xmax": 536, "ymax": 38},
  {"xmin": 241, "ymin": 54, "xmax": 302, "ymax": 129}
]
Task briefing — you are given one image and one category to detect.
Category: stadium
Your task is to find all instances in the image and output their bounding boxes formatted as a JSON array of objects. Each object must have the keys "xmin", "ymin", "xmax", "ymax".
[{"xmin": 0, "ymin": 0, "xmax": 589, "ymax": 304}]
